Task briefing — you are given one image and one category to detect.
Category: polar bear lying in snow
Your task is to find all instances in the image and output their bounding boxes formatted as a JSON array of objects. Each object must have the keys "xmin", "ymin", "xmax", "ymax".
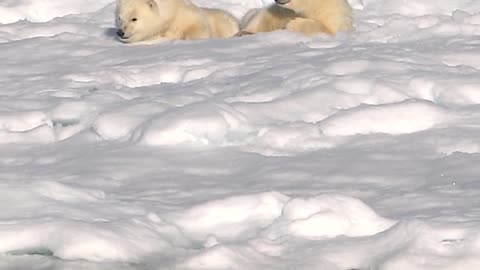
[
  {"xmin": 115, "ymin": 0, "xmax": 239, "ymax": 42},
  {"xmin": 239, "ymin": 0, "xmax": 353, "ymax": 36}
]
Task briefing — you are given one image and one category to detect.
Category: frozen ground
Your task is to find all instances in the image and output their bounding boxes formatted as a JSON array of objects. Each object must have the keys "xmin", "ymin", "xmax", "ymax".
[{"xmin": 1, "ymin": 0, "xmax": 480, "ymax": 269}]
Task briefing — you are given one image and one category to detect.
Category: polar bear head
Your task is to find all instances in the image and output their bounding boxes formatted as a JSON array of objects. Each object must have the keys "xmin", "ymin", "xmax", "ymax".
[{"xmin": 115, "ymin": 0, "xmax": 176, "ymax": 43}]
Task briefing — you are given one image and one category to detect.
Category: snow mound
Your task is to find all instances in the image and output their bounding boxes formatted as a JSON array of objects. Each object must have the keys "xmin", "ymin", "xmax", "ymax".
[
  {"xmin": 168, "ymin": 192, "xmax": 290, "ymax": 242},
  {"xmin": 319, "ymin": 100, "xmax": 451, "ymax": 136},
  {"xmin": 360, "ymin": 0, "xmax": 480, "ymax": 16},
  {"xmin": 281, "ymin": 194, "xmax": 396, "ymax": 238},
  {"xmin": 139, "ymin": 102, "xmax": 251, "ymax": 146},
  {"xmin": 0, "ymin": 192, "xmax": 394, "ymax": 263},
  {"xmin": 0, "ymin": 0, "xmax": 113, "ymax": 24},
  {"xmin": 0, "ymin": 219, "xmax": 173, "ymax": 262},
  {"xmin": 168, "ymin": 192, "xmax": 395, "ymax": 244}
]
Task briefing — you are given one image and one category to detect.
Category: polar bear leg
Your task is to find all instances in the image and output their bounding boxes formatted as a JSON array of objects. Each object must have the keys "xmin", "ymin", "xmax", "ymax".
[
  {"xmin": 240, "ymin": 5, "xmax": 296, "ymax": 34},
  {"xmin": 286, "ymin": 18, "xmax": 332, "ymax": 35},
  {"xmin": 184, "ymin": 23, "xmax": 212, "ymax": 39},
  {"xmin": 203, "ymin": 8, "xmax": 239, "ymax": 38}
]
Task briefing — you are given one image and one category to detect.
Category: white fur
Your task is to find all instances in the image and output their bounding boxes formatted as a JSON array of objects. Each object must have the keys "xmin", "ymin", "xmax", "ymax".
[
  {"xmin": 116, "ymin": 0, "xmax": 239, "ymax": 42},
  {"xmin": 240, "ymin": 0, "xmax": 353, "ymax": 36}
]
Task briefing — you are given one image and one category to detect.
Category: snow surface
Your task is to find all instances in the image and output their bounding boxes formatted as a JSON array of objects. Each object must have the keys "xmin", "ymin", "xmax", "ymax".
[{"xmin": 1, "ymin": 0, "xmax": 480, "ymax": 269}]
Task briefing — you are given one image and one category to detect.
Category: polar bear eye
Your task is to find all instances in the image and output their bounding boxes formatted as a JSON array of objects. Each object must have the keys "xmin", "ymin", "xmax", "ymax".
[{"xmin": 131, "ymin": 18, "xmax": 138, "ymax": 22}]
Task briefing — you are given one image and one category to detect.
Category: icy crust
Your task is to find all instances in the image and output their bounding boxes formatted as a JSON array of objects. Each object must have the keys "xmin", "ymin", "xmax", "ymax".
[
  {"xmin": 0, "ymin": 0, "xmax": 254, "ymax": 25},
  {"xmin": 1, "ymin": 190, "xmax": 478, "ymax": 270},
  {"xmin": 0, "ymin": 2, "xmax": 480, "ymax": 155},
  {"xmin": 1, "ymin": 38, "xmax": 480, "ymax": 155},
  {"xmin": 1, "ymin": 0, "xmax": 479, "ymax": 24},
  {"xmin": 0, "ymin": 192, "xmax": 395, "ymax": 263},
  {"xmin": 0, "ymin": 0, "xmax": 115, "ymax": 24},
  {"xmin": 1, "ymin": 0, "xmax": 480, "ymax": 269},
  {"xmin": 359, "ymin": 0, "xmax": 480, "ymax": 16}
]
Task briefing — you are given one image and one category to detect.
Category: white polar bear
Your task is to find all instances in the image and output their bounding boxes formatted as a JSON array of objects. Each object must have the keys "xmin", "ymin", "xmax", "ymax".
[
  {"xmin": 115, "ymin": 0, "xmax": 239, "ymax": 42},
  {"xmin": 239, "ymin": 0, "xmax": 353, "ymax": 36}
]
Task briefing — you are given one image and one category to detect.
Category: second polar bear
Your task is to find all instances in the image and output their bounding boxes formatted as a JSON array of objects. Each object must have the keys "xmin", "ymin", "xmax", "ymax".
[
  {"xmin": 116, "ymin": 0, "xmax": 239, "ymax": 42},
  {"xmin": 240, "ymin": 0, "xmax": 353, "ymax": 36}
]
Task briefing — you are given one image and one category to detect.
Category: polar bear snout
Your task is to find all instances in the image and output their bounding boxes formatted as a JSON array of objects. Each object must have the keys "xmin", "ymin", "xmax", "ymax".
[
  {"xmin": 116, "ymin": 29, "xmax": 125, "ymax": 38},
  {"xmin": 275, "ymin": 0, "xmax": 291, "ymax": 5}
]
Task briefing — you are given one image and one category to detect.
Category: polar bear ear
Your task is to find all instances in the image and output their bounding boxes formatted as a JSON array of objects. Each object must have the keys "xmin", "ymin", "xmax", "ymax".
[{"xmin": 147, "ymin": 0, "xmax": 158, "ymax": 10}]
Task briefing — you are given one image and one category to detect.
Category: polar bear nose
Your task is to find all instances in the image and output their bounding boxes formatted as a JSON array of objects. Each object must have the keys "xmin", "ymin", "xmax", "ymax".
[
  {"xmin": 116, "ymin": 29, "xmax": 125, "ymax": 38},
  {"xmin": 275, "ymin": 0, "xmax": 291, "ymax": 4}
]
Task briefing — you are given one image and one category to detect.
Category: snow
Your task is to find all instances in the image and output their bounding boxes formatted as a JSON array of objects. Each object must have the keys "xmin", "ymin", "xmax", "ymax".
[{"xmin": 1, "ymin": 0, "xmax": 480, "ymax": 269}]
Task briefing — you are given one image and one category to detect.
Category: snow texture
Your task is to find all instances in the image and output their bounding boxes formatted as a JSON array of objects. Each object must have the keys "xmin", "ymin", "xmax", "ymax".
[{"xmin": 1, "ymin": 0, "xmax": 480, "ymax": 269}]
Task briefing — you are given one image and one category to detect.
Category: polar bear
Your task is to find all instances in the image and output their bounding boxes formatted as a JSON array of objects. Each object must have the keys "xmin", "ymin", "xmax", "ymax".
[
  {"xmin": 239, "ymin": 0, "xmax": 353, "ymax": 36},
  {"xmin": 115, "ymin": 0, "xmax": 239, "ymax": 42}
]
